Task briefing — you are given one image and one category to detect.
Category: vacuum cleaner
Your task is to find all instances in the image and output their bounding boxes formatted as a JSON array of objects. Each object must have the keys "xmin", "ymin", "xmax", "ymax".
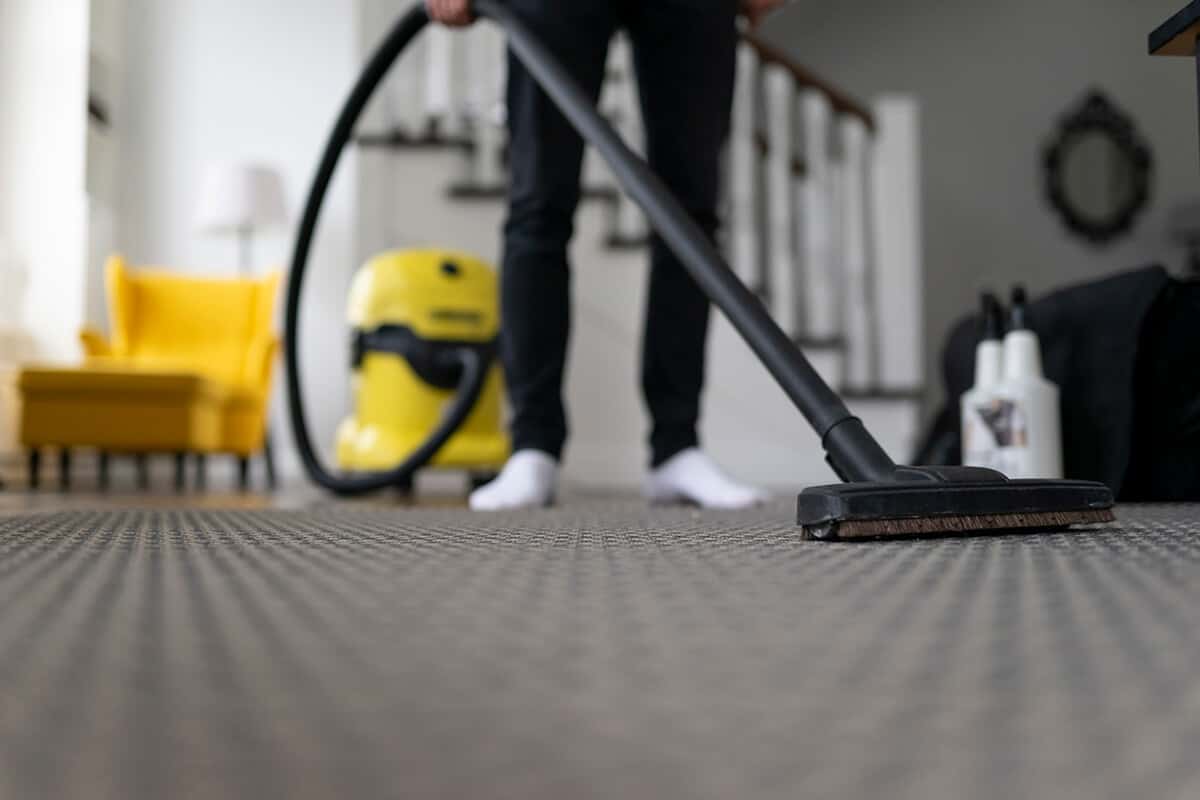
[
  {"xmin": 285, "ymin": 0, "xmax": 1115, "ymax": 539},
  {"xmin": 334, "ymin": 248, "xmax": 508, "ymax": 490}
]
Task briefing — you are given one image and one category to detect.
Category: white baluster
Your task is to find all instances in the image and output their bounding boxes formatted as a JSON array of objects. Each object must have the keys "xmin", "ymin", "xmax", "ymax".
[
  {"xmin": 583, "ymin": 35, "xmax": 624, "ymax": 194},
  {"xmin": 609, "ymin": 35, "xmax": 646, "ymax": 244},
  {"xmin": 466, "ymin": 24, "xmax": 507, "ymax": 189},
  {"xmin": 730, "ymin": 43, "xmax": 760, "ymax": 288},
  {"xmin": 838, "ymin": 114, "xmax": 875, "ymax": 391},
  {"xmin": 425, "ymin": 26, "xmax": 464, "ymax": 138},
  {"xmin": 613, "ymin": 178, "xmax": 647, "ymax": 245},
  {"xmin": 356, "ymin": 0, "xmax": 404, "ymax": 255},
  {"xmin": 870, "ymin": 96, "xmax": 923, "ymax": 392},
  {"xmin": 581, "ymin": 149, "xmax": 608, "ymax": 196},
  {"xmin": 763, "ymin": 65, "xmax": 800, "ymax": 339},
  {"xmin": 796, "ymin": 89, "xmax": 837, "ymax": 343},
  {"xmin": 827, "ymin": 156, "xmax": 846, "ymax": 329},
  {"xmin": 379, "ymin": 0, "xmax": 426, "ymax": 138}
]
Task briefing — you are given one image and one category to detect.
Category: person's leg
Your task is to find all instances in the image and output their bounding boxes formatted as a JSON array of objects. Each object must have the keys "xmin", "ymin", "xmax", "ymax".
[
  {"xmin": 472, "ymin": 0, "xmax": 617, "ymax": 510},
  {"xmin": 500, "ymin": 0, "xmax": 617, "ymax": 460},
  {"xmin": 626, "ymin": 0, "xmax": 738, "ymax": 467},
  {"xmin": 627, "ymin": 1, "xmax": 766, "ymax": 508}
]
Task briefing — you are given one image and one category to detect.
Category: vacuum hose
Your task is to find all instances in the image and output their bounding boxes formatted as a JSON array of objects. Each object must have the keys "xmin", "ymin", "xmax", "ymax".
[
  {"xmin": 285, "ymin": 7, "xmax": 486, "ymax": 495},
  {"xmin": 287, "ymin": 0, "xmax": 900, "ymax": 495}
]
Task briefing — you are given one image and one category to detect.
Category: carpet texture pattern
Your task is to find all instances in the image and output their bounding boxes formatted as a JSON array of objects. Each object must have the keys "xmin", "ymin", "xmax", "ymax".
[{"xmin": 0, "ymin": 504, "xmax": 1197, "ymax": 799}]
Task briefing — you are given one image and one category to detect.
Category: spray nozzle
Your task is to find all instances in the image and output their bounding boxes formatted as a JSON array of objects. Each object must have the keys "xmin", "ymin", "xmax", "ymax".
[
  {"xmin": 979, "ymin": 292, "xmax": 1004, "ymax": 341},
  {"xmin": 1009, "ymin": 285, "xmax": 1029, "ymax": 331},
  {"xmin": 979, "ymin": 293, "xmax": 1008, "ymax": 345}
]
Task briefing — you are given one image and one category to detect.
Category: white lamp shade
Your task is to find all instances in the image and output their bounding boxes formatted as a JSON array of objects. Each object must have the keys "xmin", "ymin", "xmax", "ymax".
[{"xmin": 195, "ymin": 161, "xmax": 288, "ymax": 234}]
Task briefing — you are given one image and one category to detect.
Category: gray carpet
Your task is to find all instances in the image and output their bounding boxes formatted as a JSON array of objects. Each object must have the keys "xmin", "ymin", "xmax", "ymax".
[{"xmin": 0, "ymin": 503, "xmax": 1197, "ymax": 799}]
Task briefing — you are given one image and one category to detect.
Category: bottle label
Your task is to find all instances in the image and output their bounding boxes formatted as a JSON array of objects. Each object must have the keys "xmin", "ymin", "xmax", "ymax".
[{"xmin": 963, "ymin": 396, "xmax": 1030, "ymax": 475}]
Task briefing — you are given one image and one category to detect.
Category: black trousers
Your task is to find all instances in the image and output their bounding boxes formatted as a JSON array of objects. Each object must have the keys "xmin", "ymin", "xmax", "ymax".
[{"xmin": 501, "ymin": 0, "xmax": 738, "ymax": 466}]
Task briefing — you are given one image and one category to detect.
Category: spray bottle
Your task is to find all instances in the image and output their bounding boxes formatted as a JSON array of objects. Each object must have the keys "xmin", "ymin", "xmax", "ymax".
[
  {"xmin": 993, "ymin": 287, "xmax": 1063, "ymax": 479},
  {"xmin": 961, "ymin": 292, "xmax": 1006, "ymax": 470}
]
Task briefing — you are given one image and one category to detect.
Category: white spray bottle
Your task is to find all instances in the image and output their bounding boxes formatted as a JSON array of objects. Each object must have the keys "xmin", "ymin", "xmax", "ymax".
[
  {"xmin": 994, "ymin": 287, "xmax": 1063, "ymax": 479},
  {"xmin": 961, "ymin": 293, "xmax": 1006, "ymax": 470}
]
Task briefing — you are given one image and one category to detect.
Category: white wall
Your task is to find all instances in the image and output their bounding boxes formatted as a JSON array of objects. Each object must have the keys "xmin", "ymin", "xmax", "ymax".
[
  {"xmin": 0, "ymin": 0, "xmax": 91, "ymax": 359},
  {"xmin": 764, "ymin": 0, "xmax": 1196, "ymax": 410},
  {"xmin": 116, "ymin": 0, "xmax": 360, "ymax": 463}
]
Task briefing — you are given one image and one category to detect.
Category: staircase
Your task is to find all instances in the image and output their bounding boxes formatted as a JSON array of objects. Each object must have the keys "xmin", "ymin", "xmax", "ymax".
[{"xmin": 350, "ymin": 0, "xmax": 925, "ymax": 490}]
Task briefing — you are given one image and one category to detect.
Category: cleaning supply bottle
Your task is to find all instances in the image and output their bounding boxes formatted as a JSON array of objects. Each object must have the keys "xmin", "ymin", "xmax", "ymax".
[
  {"xmin": 961, "ymin": 292, "xmax": 1006, "ymax": 470},
  {"xmin": 994, "ymin": 287, "xmax": 1063, "ymax": 479}
]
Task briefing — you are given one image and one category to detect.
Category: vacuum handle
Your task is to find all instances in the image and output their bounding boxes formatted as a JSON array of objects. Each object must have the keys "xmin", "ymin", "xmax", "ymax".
[{"xmin": 471, "ymin": 0, "xmax": 897, "ymax": 482}]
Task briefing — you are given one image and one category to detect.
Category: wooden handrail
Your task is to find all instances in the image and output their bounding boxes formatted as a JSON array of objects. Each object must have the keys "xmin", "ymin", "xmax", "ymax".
[{"xmin": 741, "ymin": 31, "xmax": 875, "ymax": 132}]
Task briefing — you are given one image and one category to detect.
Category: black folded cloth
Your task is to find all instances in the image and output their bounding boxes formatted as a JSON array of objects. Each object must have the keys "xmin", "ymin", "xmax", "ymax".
[{"xmin": 917, "ymin": 265, "xmax": 1200, "ymax": 500}]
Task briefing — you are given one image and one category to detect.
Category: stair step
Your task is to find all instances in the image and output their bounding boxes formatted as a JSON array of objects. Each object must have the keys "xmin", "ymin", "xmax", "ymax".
[
  {"xmin": 445, "ymin": 181, "xmax": 621, "ymax": 205},
  {"xmin": 354, "ymin": 129, "xmax": 472, "ymax": 151},
  {"xmin": 604, "ymin": 233, "xmax": 651, "ymax": 251},
  {"xmin": 445, "ymin": 183, "xmax": 508, "ymax": 201}
]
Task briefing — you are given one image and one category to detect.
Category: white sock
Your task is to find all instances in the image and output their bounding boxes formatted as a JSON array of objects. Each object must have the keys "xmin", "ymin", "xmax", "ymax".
[
  {"xmin": 469, "ymin": 450, "xmax": 558, "ymax": 511},
  {"xmin": 644, "ymin": 448, "xmax": 769, "ymax": 510}
]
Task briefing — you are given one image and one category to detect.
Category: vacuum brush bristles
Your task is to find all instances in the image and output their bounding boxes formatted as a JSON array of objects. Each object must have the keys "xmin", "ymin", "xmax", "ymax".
[{"xmin": 796, "ymin": 468, "xmax": 1115, "ymax": 541}]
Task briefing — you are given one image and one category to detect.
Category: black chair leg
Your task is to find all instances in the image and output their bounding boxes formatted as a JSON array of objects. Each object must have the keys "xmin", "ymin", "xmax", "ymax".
[
  {"xmin": 135, "ymin": 453, "xmax": 150, "ymax": 491},
  {"xmin": 58, "ymin": 450, "xmax": 72, "ymax": 492},
  {"xmin": 174, "ymin": 452, "xmax": 187, "ymax": 493},
  {"xmin": 194, "ymin": 454, "xmax": 207, "ymax": 492},
  {"xmin": 237, "ymin": 456, "xmax": 250, "ymax": 492},
  {"xmin": 98, "ymin": 451, "xmax": 111, "ymax": 491},
  {"xmin": 28, "ymin": 449, "xmax": 41, "ymax": 491},
  {"xmin": 263, "ymin": 431, "xmax": 278, "ymax": 491}
]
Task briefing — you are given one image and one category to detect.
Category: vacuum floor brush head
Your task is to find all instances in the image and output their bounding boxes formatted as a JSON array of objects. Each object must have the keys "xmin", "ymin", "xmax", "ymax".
[{"xmin": 797, "ymin": 473, "xmax": 1115, "ymax": 541}]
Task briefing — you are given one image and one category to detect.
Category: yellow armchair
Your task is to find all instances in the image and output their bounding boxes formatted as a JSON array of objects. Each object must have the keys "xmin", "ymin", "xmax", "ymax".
[
  {"xmin": 88, "ymin": 254, "xmax": 282, "ymax": 459},
  {"xmin": 18, "ymin": 256, "xmax": 281, "ymax": 491}
]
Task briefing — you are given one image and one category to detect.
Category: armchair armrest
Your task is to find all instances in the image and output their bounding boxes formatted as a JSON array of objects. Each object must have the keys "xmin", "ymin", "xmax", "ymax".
[
  {"xmin": 244, "ymin": 334, "xmax": 281, "ymax": 394},
  {"xmin": 79, "ymin": 327, "xmax": 113, "ymax": 359}
]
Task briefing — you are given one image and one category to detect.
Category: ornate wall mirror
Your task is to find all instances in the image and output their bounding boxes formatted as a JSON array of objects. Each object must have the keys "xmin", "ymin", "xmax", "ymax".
[{"xmin": 1043, "ymin": 91, "xmax": 1152, "ymax": 245}]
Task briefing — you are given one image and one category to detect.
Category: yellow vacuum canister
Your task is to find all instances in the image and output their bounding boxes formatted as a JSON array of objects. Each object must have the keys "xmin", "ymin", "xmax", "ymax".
[{"xmin": 335, "ymin": 249, "xmax": 508, "ymax": 486}]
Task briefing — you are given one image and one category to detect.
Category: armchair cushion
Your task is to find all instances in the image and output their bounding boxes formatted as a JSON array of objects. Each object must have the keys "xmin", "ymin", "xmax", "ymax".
[{"xmin": 19, "ymin": 366, "xmax": 225, "ymax": 452}]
